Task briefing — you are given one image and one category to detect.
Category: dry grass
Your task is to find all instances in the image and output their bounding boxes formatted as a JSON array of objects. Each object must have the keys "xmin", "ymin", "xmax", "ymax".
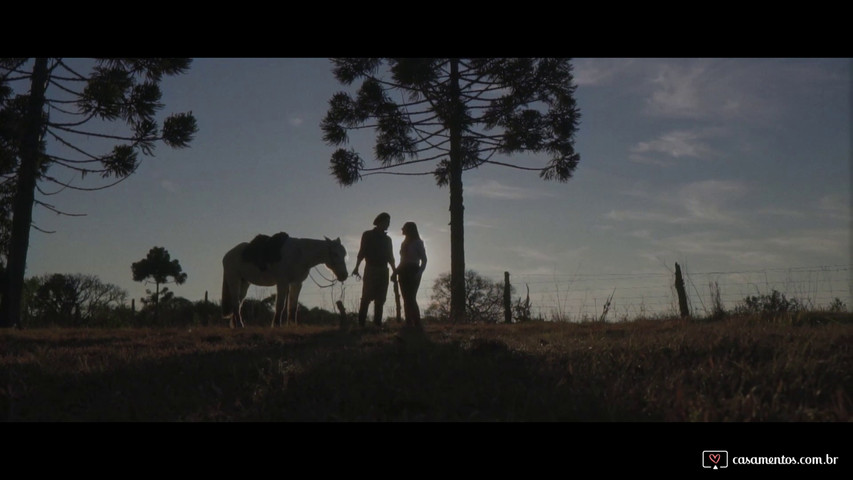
[{"xmin": 1, "ymin": 314, "xmax": 850, "ymax": 421}]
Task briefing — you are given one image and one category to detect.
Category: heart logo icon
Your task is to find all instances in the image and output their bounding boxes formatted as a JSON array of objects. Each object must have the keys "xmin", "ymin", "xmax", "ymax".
[{"xmin": 709, "ymin": 454, "xmax": 720, "ymax": 464}]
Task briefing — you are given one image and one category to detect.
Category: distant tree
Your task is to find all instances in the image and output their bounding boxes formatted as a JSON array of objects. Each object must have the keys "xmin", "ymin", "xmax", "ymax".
[
  {"xmin": 237, "ymin": 298, "xmax": 275, "ymax": 326},
  {"xmin": 23, "ymin": 273, "xmax": 127, "ymax": 326},
  {"xmin": 131, "ymin": 247, "xmax": 187, "ymax": 323},
  {"xmin": 140, "ymin": 285, "xmax": 176, "ymax": 309},
  {"xmin": 0, "ymin": 58, "xmax": 197, "ymax": 328},
  {"xmin": 144, "ymin": 294, "xmax": 194, "ymax": 326},
  {"xmin": 427, "ymin": 270, "xmax": 514, "ymax": 323},
  {"xmin": 322, "ymin": 58, "xmax": 581, "ymax": 323}
]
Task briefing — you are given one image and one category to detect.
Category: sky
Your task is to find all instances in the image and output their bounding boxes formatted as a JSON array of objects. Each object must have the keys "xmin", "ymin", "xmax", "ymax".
[{"xmin": 21, "ymin": 58, "xmax": 853, "ymax": 320}]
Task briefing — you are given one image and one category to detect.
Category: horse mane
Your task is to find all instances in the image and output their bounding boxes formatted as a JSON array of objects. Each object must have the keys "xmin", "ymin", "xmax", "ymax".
[{"xmin": 242, "ymin": 232, "xmax": 289, "ymax": 271}]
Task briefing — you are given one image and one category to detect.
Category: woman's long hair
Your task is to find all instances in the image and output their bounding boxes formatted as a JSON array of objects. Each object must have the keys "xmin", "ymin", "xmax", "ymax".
[{"xmin": 402, "ymin": 221, "xmax": 420, "ymax": 241}]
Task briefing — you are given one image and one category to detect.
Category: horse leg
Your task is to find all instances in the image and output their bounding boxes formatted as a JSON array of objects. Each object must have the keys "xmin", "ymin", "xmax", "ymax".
[
  {"xmin": 222, "ymin": 273, "xmax": 235, "ymax": 328},
  {"xmin": 223, "ymin": 272, "xmax": 244, "ymax": 328},
  {"xmin": 235, "ymin": 279, "xmax": 249, "ymax": 328},
  {"xmin": 273, "ymin": 283, "xmax": 287, "ymax": 327},
  {"xmin": 287, "ymin": 282, "xmax": 303, "ymax": 325}
]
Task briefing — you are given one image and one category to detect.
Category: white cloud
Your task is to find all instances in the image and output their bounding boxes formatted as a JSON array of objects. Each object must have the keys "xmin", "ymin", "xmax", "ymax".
[
  {"xmin": 573, "ymin": 58, "xmax": 637, "ymax": 86},
  {"xmin": 640, "ymin": 59, "xmax": 783, "ymax": 123},
  {"xmin": 767, "ymin": 229, "xmax": 849, "ymax": 254},
  {"xmin": 629, "ymin": 129, "xmax": 716, "ymax": 165},
  {"xmin": 606, "ymin": 180, "xmax": 750, "ymax": 226},
  {"xmin": 817, "ymin": 193, "xmax": 851, "ymax": 221},
  {"xmin": 606, "ymin": 210, "xmax": 685, "ymax": 224},
  {"xmin": 160, "ymin": 179, "xmax": 179, "ymax": 193},
  {"xmin": 680, "ymin": 180, "xmax": 748, "ymax": 225},
  {"xmin": 508, "ymin": 246, "xmax": 553, "ymax": 262},
  {"xmin": 468, "ymin": 179, "xmax": 556, "ymax": 200},
  {"xmin": 646, "ymin": 63, "xmax": 709, "ymax": 118},
  {"xmin": 643, "ymin": 231, "xmax": 784, "ymax": 267}
]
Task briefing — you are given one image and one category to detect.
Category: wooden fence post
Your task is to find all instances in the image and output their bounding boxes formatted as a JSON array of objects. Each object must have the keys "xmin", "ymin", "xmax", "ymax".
[
  {"xmin": 504, "ymin": 271, "xmax": 512, "ymax": 324},
  {"xmin": 675, "ymin": 262, "xmax": 690, "ymax": 318},
  {"xmin": 203, "ymin": 290, "xmax": 210, "ymax": 326}
]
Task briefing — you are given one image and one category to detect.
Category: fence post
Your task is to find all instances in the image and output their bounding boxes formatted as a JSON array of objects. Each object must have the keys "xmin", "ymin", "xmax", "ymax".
[
  {"xmin": 675, "ymin": 262, "xmax": 690, "ymax": 318},
  {"xmin": 203, "ymin": 290, "xmax": 210, "ymax": 326},
  {"xmin": 504, "ymin": 271, "xmax": 512, "ymax": 324}
]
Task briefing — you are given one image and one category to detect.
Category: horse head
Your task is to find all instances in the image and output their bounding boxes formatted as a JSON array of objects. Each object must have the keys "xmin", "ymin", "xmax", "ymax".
[{"xmin": 324, "ymin": 236, "xmax": 349, "ymax": 282}]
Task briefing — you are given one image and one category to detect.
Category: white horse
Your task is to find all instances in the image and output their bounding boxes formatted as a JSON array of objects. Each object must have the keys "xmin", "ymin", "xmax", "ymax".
[{"xmin": 221, "ymin": 235, "xmax": 348, "ymax": 327}]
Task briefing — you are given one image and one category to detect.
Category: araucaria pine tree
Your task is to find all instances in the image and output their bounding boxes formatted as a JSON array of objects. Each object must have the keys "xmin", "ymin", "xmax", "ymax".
[
  {"xmin": 322, "ymin": 58, "xmax": 581, "ymax": 322},
  {"xmin": 0, "ymin": 58, "xmax": 197, "ymax": 327}
]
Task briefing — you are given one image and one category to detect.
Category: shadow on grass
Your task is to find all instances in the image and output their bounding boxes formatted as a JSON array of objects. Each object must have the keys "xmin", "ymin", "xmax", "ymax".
[{"xmin": 2, "ymin": 327, "xmax": 648, "ymax": 421}]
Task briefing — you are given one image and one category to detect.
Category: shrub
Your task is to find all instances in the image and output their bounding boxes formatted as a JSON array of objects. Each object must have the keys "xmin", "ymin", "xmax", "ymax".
[
  {"xmin": 427, "ymin": 270, "xmax": 512, "ymax": 323},
  {"xmin": 734, "ymin": 290, "xmax": 805, "ymax": 318}
]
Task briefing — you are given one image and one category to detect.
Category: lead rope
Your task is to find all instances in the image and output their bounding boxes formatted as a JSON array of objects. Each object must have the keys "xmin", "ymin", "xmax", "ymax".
[{"xmin": 308, "ymin": 266, "xmax": 347, "ymax": 308}]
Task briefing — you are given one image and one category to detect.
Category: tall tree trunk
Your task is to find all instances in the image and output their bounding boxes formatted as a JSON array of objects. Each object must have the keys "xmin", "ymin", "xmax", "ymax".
[
  {"xmin": 154, "ymin": 281, "xmax": 160, "ymax": 324},
  {"xmin": 0, "ymin": 58, "xmax": 49, "ymax": 328},
  {"xmin": 448, "ymin": 59, "xmax": 467, "ymax": 324},
  {"xmin": 503, "ymin": 271, "xmax": 512, "ymax": 324}
]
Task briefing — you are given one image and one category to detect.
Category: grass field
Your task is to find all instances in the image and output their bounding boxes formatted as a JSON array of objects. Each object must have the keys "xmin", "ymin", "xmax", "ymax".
[{"xmin": 1, "ymin": 313, "xmax": 850, "ymax": 422}]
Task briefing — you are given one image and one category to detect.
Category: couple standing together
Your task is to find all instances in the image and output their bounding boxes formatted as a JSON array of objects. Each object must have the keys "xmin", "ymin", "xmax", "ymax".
[{"xmin": 351, "ymin": 212, "xmax": 427, "ymax": 328}]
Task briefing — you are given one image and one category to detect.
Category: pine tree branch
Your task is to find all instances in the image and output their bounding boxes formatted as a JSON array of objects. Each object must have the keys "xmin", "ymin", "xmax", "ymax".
[
  {"xmin": 45, "ymin": 149, "xmax": 105, "ymax": 164},
  {"xmin": 54, "ymin": 59, "xmax": 90, "ymax": 81},
  {"xmin": 47, "ymin": 110, "xmax": 99, "ymax": 128},
  {"xmin": 50, "ymin": 123, "xmax": 152, "ymax": 144},
  {"xmin": 34, "ymin": 198, "xmax": 86, "ymax": 217},
  {"xmin": 0, "ymin": 59, "xmax": 31, "ymax": 81},
  {"xmin": 481, "ymin": 159, "xmax": 547, "ymax": 172},
  {"xmin": 45, "ymin": 129, "xmax": 102, "ymax": 162},
  {"xmin": 41, "ymin": 173, "xmax": 133, "ymax": 191},
  {"xmin": 31, "ymin": 223, "xmax": 56, "ymax": 234},
  {"xmin": 362, "ymin": 155, "xmax": 443, "ymax": 172},
  {"xmin": 47, "ymin": 76, "xmax": 85, "ymax": 98}
]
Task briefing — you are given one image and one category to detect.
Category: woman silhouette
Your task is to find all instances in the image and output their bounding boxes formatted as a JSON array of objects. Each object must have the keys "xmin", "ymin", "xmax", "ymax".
[{"xmin": 396, "ymin": 221, "xmax": 427, "ymax": 327}]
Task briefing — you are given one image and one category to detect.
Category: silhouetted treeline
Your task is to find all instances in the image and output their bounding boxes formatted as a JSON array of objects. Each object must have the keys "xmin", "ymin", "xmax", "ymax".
[{"xmin": 15, "ymin": 272, "xmax": 350, "ymax": 328}]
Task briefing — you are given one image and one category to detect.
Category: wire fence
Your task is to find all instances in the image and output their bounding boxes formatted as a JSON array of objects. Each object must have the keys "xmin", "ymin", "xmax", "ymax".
[
  {"xmin": 246, "ymin": 264, "xmax": 851, "ymax": 322},
  {"xmin": 488, "ymin": 264, "xmax": 852, "ymax": 321}
]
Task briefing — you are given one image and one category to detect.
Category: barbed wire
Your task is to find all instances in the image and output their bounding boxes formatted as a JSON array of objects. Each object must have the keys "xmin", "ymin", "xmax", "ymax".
[{"xmin": 247, "ymin": 264, "xmax": 851, "ymax": 319}]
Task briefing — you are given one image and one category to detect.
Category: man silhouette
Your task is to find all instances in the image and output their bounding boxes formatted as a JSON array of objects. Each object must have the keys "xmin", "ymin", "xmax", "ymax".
[{"xmin": 352, "ymin": 212, "xmax": 396, "ymax": 327}]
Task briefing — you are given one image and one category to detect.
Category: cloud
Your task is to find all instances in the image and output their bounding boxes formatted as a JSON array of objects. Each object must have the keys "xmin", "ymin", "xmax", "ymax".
[
  {"xmin": 641, "ymin": 60, "xmax": 754, "ymax": 121},
  {"xmin": 467, "ymin": 179, "xmax": 557, "ymax": 200},
  {"xmin": 573, "ymin": 59, "xmax": 637, "ymax": 87},
  {"xmin": 606, "ymin": 210, "xmax": 685, "ymax": 224},
  {"xmin": 508, "ymin": 246, "xmax": 553, "ymax": 262},
  {"xmin": 680, "ymin": 180, "xmax": 748, "ymax": 225},
  {"xmin": 641, "ymin": 230, "xmax": 784, "ymax": 267},
  {"xmin": 817, "ymin": 193, "xmax": 851, "ymax": 221},
  {"xmin": 160, "ymin": 179, "xmax": 179, "ymax": 193},
  {"xmin": 646, "ymin": 63, "xmax": 709, "ymax": 118},
  {"xmin": 629, "ymin": 129, "xmax": 717, "ymax": 165},
  {"xmin": 434, "ymin": 216, "xmax": 495, "ymax": 234},
  {"xmin": 606, "ymin": 180, "xmax": 750, "ymax": 226},
  {"xmin": 767, "ymin": 229, "xmax": 849, "ymax": 254},
  {"xmin": 288, "ymin": 116, "xmax": 303, "ymax": 127}
]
